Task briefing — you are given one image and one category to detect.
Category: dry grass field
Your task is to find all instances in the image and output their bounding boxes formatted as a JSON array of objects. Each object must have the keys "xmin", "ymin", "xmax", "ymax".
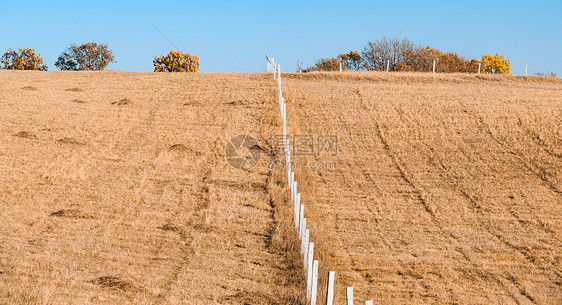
[
  {"xmin": 0, "ymin": 70, "xmax": 560, "ymax": 304},
  {"xmin": 281, "ymin": 72, "xmax": 561, "ymax": 304},
  {"xmin": 0, "ymin": 71, "xmax": 303, "ymax": 304}
]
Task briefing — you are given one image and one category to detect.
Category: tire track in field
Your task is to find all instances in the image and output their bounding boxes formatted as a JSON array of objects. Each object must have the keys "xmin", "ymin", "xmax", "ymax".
[
  {"xmin": 362, "ymin": 100, "xmax": 523, "ymax": 304},
  {"xmin": 464, "ymin": 108, "xmax": 561, "ymax": 195},
  {"xmin": 291, "ymin": 83, "xmax": 516, "ymax": 303},
  {"xmin": 516, "ymin": 117, "xmax": 562, "ymax": 159},
  {"xmin": 290, "ymin": 92, "xmax": 436, "ymax": 302},
  {"xmin": 384, "ymin": 101, "xmax": 560, "ymax": 304}
]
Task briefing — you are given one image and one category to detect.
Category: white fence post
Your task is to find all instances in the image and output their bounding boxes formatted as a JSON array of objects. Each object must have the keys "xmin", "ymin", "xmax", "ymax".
[
  {"xmin": 432, "ymin": 60, "xmax": 436, "ymax": 73},
  {"xmin": 365, "ymin": 301, "xmax": 373, "ymax": 305},
  {"xmin": 293, "ymin": 181, "xmax": 298, "ymax": 204},
  {"xmin": 300, "ymin": 218, "xmax": 307, "ymax": 245},
  {"xmin": 303, "ymin": 229, "xmax": 309, "ymax": 268},
  {"xmin": 307, "ymin": 242, "xmax": 314, "ymax": 299},
  {"xmin": 280, "ymin": 97, "xmax": 284, "ymax": 118},
  {"xmin": 311, "ymin": 260, "xmax": 319, "ymax": 305},
  {"xmin": 525, "ymin": 64, "xmax": 528, "ymax": 76},
  {"xmin": 339, "ymin": 62, "xmax": 342, "ymax": 72},
  {"xmin": 326, "ymin": 271, "xmax": 336, "ymax": 305},
  {"xmin": 295, "ymin": 193, "xmax": 300, "ymax": 227},
  {"xmin": 282, "ymin": 104, "xmax": 287, "ymax": 138},
  {"xmin": 299, "ymin": 205, "xmax": 304, "ymax": 238},
  {"xmin": 386, "ymin": 60, "xmax": 390, "ymax": 72},
  {"xmin": 347, "ymin": 287, "xmax": 353, "ymax": 305},
  {"xmin": 478, "ymin": 62, "xmax": 481, "ymax": 74},
  {"xmin": 291, "ymin": 172, "xmax": 295, "ymax": 201}
]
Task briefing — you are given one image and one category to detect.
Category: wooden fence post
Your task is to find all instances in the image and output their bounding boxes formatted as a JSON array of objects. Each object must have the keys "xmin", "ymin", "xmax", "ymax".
[{"xmin": 326, "ymin": 271, "xmax": 335, "ymax": 305}]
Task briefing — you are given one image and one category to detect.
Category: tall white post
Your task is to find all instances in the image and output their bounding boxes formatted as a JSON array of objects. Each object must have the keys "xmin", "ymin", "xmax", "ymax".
[
  {"xmin": 311, "ymin": 260, "xmax": 319, "ymax": 305},
  {"xmin": 386, "ymin": 60, "xmax": 390, "ymax": 72},
  {"xmin": 303, "ymin": 229, "xmax": 309, "ymax": 269},
  {"xmin": 347, "ymin": 287, "xmax": 354, "ymax": 305},
  {"xmin": 365, "ymin": 301, "xmax": 373, "ymax": 305},
  {"xmin": 525, "ymin": 64, "xmax": 528, "ymax": 76},
  {"xmin": 294, "ymin": 193, "xmax": 300, "ymax": 227},
  {"xmin": 298, "ymin": 205, "xmax": 304, "ymax": 238},
  {"xmin": 326, "ymin": 271, "xmax": 336, "ymax": 305},
  {"xmin": 432, "ymin": 60, "xmax": 436, "ymax": 73},
  {"xmin": 478, "ymin": 63, "xmax": 481, "ymax": 74},
  {"xmin": 291, "ymin": 172, "xmax": 295, "ymax": 201},
  {"xmin": 300, "ymin": 218, "xmax": 306, "ymax": 245},
  {"xmin": 307, "ymin": 243, "xmax": 314, "ymax": 298},
  {"xmin": 339, "ymin": 62, "xmax": 342, "ymax": 72}
]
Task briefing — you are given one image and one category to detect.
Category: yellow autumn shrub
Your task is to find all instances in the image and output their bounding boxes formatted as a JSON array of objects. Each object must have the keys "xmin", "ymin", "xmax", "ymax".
[
  {"xmin": 478, "ymin": 53, "xmax": 511, "ymax": 74},
  {"xmin": 153, "ymin": 50, "xmax": 199, "ymax": 72}
]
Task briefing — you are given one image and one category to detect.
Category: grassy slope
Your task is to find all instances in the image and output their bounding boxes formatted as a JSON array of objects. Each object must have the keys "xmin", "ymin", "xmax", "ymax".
[
  {"xmin": 283, "ymin": 72, "xmax": 561, "ymax": 304},
  {"xmin": 0, "ymin": 71, "xmax": 304, "ymax": 304},
  {"xmin": 1, "ymin": 70, "xmax": 560, "ymax": 304}
]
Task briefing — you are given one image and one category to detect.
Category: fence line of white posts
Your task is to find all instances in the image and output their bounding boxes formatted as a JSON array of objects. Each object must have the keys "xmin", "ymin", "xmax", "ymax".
[{"xmin": 268, "ymin": 58, "xmax": 373, "ymax": 305}]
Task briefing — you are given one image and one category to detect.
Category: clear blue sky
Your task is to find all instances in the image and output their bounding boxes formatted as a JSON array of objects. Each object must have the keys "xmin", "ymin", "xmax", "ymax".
[{"xmin": 1, "ymin": 0, "xmax": 560, "ymax": 75}]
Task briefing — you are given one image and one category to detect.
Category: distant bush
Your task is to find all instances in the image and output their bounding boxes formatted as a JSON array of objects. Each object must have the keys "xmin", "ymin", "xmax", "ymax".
[
  {"xmin": 362, "ymin": 37, "xmax": 417, "ymax": 71},
  {"xmin": 338, "ymin": 51, "xmax": 362, "ymax": 71},
  {"xmin": 304, "ymin": 37, "xmax": 510, "ymax": 74},
  {"xmin": 0, "ymin": 48, "xmax": 47, "ymax": 71},
  {"xmin": 474, "ymin": 53, "xmax": 511, "ymax": 74},
  {"xmin": 55, "ymin": 42, "xmax": 115, "ymax": 71},
  {"xmin": 397, "ymin": 46, "xmax": 474, "ymax": 73},
  {"xmin": 153, "ymin": 50, "xmax": 199, "ymax": 72},
  {"xmin": 396, "ymin": 46, "xmax": 441, "ymax": 72},
  {"xmin": 302, "ymin": 57, "xmax": 341, "ymax": 72}
]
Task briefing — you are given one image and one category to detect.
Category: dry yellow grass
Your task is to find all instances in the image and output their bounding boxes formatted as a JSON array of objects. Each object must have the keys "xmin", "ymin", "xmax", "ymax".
[
  {"xmin": 1, "ymin": 70, "xmax": 560, "ymax": 304},
  {"xmin": 282, "ymin": 72, "xmax": 561, "ymax": 304},
  {"xmin": 0, "ymin": 70, "xmax": 304, "ymax": 304}
]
